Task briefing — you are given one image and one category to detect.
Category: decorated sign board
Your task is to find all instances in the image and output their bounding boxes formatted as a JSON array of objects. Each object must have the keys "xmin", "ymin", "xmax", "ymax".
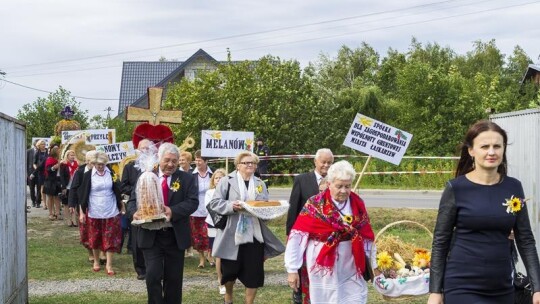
[
  {"xmin": 343, "ymin": 113, "xmax": 413, "ymax": 165},
  {"xmin": 201, "ymin": 130, "xmax": 254, "ymax": 158},
  {"xmin": 95, "ymin": 141, "xmax": 136, "ymax": 163},
  {"xmin": 61, "ymin": 129, "xmax": 116, "ymax": 145}
]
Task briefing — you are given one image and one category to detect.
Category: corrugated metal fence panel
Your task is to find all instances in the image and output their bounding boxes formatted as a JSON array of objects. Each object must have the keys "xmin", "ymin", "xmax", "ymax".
[
  {"xmin": 0, "ymin": 113, "xmax": 28, "ymax": 304},
  {"xmin": 492, "ymin": 108, "xmax": 540, "ymax": 269}
]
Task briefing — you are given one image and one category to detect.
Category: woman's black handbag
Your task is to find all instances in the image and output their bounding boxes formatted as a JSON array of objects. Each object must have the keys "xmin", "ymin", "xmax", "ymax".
[
  {"xmin": 206, "ymin": 183, "xmax": 230, "ymax": 230},
  {"xmin": 514, "ymin": 271, "xmax": 533, "ymax": 304}
]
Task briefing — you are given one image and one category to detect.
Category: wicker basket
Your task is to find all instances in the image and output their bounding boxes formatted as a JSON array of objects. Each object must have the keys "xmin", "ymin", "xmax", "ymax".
[{"xmin": 372, "ymin": 220, "xmax": 433, "ymax": 301}]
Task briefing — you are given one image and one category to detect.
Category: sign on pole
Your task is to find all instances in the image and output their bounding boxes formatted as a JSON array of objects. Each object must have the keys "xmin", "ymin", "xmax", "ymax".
[
  {"xmin": 95, "ymin": 141, "xmax": 136, "ymax": 163},
  {"xmin": 343, "ymin": 113, "xmax": 413, "ymax": 166},
  {"xmin": 201, "ymin": 130, "xmax": 254, "ymax": 158},
  {"xmin": 61, "ymin": 129, "xmax": 116, "ymax": 145}
]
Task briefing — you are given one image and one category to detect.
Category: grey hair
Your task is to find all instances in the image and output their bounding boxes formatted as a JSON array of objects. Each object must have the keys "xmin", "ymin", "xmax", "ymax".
[
  {"xmin": 158, "ymin": 143, "xmax": 180, "ymax": 160},
  {"xmin": 315, "ymin": 148, "xmax": 333, "ymax": 160},
  {"xmin": 93, "ymin": 151, "xmax": 109, "ymax": 164},
  {"xmin": 326, "ymin": 160, "xmax": 356, "ymax": 182},
  {"xmin": 85, "ymin": 150, "xmax": 97, "ymax": 162}
]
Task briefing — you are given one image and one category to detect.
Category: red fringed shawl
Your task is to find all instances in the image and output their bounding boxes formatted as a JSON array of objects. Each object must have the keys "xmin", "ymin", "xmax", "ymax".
[{"xmin": 290, "ymin": 189, "xmax": 374, "ymax": 276}]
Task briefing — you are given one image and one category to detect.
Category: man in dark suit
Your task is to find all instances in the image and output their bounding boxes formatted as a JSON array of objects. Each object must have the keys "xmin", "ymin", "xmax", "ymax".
[
  {"xmin": 26, "ymin": 140, "xmax": 38, "ymax": 208},
  {"xmin": 285, "ymin": 148, "xmax": 334, "ymax": 304},
  {"xmin": 129, "ymin": 143, "xmax": 198, "ymax": 304},
  {"xmin": 121, "ymin": 139, "xmax": 152, "ymax": 280}
]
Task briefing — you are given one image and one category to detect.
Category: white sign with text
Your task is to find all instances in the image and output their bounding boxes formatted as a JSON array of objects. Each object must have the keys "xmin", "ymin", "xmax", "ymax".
[
  {"xmin": 343, "ymin": 113, "xmax": 413, "ymax": 165},
  {"xmin": 201, "ymin": 130, "xmax": 254, "ymax": 158},
  {"xmin": 61, "ymin": 129, "xmax": 116, "ymax": 145},
  {"xmin": 95, "ymin": 141, "xmax": 136, "ymax": 163}
]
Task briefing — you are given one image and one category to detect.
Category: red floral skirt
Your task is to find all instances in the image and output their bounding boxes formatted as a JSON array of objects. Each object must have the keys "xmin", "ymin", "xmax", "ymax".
[
  {"xmin": 87, "ymin": 214, "xmax": 122, "ymax": 252},
  {"xmin": 78, "ymin": 214, "xmax": 91, "ymax": 249},
  {"xmin": 190, "ymin": 216, "xmax": 209, "ymax": 251}
]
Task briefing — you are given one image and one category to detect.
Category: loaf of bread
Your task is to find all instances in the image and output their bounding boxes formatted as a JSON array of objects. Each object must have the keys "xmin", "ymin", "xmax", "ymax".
[
  {"xmin": 136, "ymin": 171, "xmax": 164, "ymax": 219},
  {"xmin": 246, "ymin": 200, "xmax": 281, "ymax": 207}
]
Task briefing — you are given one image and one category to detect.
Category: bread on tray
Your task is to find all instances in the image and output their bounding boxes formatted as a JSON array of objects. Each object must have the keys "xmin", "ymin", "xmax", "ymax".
[{"xmin": 246, "ymin": 200, "xmax": 281, "ymax": 207}]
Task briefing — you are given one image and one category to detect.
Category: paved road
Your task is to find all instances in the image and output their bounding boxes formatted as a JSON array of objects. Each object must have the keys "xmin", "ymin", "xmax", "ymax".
[{"xmin": 269, "ymin": 188, "xmax": 442, "ymax": 209}]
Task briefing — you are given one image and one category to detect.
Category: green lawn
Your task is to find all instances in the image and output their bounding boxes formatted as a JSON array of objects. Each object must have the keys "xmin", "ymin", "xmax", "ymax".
[{"xmin": 28, "ymin": 208, "xmax": 437, "ymax": 303}]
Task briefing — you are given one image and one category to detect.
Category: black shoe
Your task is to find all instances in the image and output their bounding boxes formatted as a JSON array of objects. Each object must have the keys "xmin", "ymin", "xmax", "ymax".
[
  {"xmin": 137, "ymin": 274, "xmax": 146, "ymax": 280},
  {"xmin": 35, "ymin": 204, "xmax": 41, "ymax": 208}
]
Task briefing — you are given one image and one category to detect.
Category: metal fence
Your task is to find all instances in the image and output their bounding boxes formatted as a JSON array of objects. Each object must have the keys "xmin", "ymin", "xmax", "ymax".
[
  {"xmin": 492, "ymin": 108, "xmax": 540, "ymax": 270},
  {"xmin": 0, "ymin": 113, "xmax": 28, "ymax": 304}
]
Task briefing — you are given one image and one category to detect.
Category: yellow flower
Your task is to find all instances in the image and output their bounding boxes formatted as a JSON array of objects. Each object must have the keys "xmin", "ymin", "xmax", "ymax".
[
  {"xmin": 342, "ymin": 214, "xmax": 353, "ymax": 224},
  {"xmin": 376, "ymin": 251, "xmax": 394, "ymax": 270},
  {"xmin": 413, "ymin": 251, "xmax": 431, "ymax": 268},
  {"xmin": 256, "ymin": 184, "xmax": 263, "ymax": 194},
  {"xmin": 503, "ymin": 195, "xmax": 524, "ymax": 214},
  {"xmin": 111, "ymin": 173, "xmax": 118, "ymax": 182},
  {"xmin": 171, "ymin": 180, "xmax": 181, "ymax": 192}
]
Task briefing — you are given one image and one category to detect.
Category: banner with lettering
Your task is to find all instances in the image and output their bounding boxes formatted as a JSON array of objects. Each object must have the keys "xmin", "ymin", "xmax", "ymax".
[
  {"xmin": 61, "ymin": 129, "xmax": 116, "ymax": 145},
  {"xmin": 343, "ymin": 113, "xmax": 413, "ymax": 165},
  {"xmin": 95, "ymin": 141, "xmax": 136, "ymax": 163},
  {"xmin": 201, "ymin": 130, "xmax": 254, "ymax": 158}
]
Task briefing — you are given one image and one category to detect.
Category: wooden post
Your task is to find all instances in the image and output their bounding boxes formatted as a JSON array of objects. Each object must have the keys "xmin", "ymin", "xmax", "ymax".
[{"xmin": 353, "ymin": 155, "xmax": 372, "ymax": 193}]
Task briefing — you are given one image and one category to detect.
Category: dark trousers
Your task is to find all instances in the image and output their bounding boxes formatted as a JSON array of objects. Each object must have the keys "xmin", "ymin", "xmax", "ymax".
[
  {"xmin": 28, "ymin": 177, "xmax": 37, "ymax": 205},
  {"xmin": 36, "ymin": 180, "xmax": 43, "ymax": 206},
  {"xmin": 143, "ymin": 229, "xmax": 185, "ymax": 304},
  {"xmin": 131, "ymin": 225, "xmax": 146, "ymax": 275}
]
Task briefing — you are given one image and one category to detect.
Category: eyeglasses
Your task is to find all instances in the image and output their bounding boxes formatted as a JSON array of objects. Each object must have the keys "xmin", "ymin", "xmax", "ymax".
[{"xmin": 239, "ymin": 161, "xmax": 256, "ymax": 166}]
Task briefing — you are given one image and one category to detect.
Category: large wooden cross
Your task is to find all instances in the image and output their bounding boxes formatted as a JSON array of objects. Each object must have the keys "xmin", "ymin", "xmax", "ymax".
[{"xmin": 126, "ymin": 87, "xmax": 182, "ymax": 125}]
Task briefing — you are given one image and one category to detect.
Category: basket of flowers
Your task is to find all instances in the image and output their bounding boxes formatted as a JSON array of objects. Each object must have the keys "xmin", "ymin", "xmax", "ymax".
[{"xmin": 372, "ymin": 220, "xmax": 432, "ymax": 301}]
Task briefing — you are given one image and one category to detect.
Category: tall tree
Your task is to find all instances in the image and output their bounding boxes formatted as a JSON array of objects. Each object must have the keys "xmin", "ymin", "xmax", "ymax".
[{"xmin": 16, "ymin": 86, "xmax": 89, "ymax": 146}]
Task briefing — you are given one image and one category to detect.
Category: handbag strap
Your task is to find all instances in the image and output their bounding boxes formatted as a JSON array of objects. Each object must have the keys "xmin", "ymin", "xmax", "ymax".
[{"xmin": 225, "ymin": 181, "xmax": 230, "ymax": 200}]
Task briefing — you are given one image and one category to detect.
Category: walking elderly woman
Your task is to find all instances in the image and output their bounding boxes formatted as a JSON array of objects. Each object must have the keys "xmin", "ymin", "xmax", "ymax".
[
  {"xmin": 78, "ymin": 151, "xmax": 123, "ymax": 276},
  {"xmin": 208, "ymin": 151, "xmax": 284, "ymax": 304},
  {"xmin": 284, "ymin": 160, "xmax": 376, "ymax": 304}
]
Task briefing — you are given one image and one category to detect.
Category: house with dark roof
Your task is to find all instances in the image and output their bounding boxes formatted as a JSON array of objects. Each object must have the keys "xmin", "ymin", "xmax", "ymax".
[
  {"xmin": 117, "ymin": 49, "xmax": 220, "ymax": 117},
  {"xmin": 521, "ymin": 64, "xmax": 540, "ymax": 86}
]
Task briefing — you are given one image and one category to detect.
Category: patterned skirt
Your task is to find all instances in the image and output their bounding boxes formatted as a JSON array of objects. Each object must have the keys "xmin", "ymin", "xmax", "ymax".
[
  {"xmin": 79, "ymin": 213, "xmax": 91, "ymax": 250},
  {"xmin": 190, "ymin": 216, "xmax": 209, "ymax": 251},
  {"xmin": 87, "ymin": 214, "xmax": 122, "ymax": 252}
]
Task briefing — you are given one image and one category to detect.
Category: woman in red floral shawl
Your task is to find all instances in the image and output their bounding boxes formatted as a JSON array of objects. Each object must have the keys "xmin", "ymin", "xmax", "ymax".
[{"xmin": 285, "ymin": 160, "xmax": 376, "ymax": 304}]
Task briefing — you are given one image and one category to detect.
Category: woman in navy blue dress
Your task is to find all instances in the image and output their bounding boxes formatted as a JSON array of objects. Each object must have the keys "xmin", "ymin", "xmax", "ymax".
[{"xmin": 428, "ymin": 120, "xmax": 540, "ymax": 304}]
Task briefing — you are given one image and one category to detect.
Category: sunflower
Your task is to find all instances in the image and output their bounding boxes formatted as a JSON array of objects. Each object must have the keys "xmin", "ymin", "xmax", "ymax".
[
  {"xmin": 412, "ymin": 251, "xmax": 431, "ymax": 268},
  {"xmin": 171, "ymin": 180, "xmax": 181, "ymax": 192},
  {"xmin": 377, "ymin": 251, "xmax": 394, "ymax": 270},
  {"xmin": 342, "ymin": 214, "xmax": 353, "ymax": 224},
  {"xmin": 503, "ymin": 195, "xmax": 523, "ymax": 214}
]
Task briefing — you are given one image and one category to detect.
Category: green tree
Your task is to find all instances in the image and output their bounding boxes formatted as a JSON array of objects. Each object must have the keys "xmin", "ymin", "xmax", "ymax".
[
  {"xmin": 165, "ymin": 54, "xmax": 325, "ymax": 174},
  {"xmin": 16, "ymin": 86, "xmax": 89, "ymax": 146}
]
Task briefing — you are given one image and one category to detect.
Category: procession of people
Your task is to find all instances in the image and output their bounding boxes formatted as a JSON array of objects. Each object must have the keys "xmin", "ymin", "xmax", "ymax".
[{"xmin": 24, "ymin": 115, "xmax": 540, "ymax": 304}]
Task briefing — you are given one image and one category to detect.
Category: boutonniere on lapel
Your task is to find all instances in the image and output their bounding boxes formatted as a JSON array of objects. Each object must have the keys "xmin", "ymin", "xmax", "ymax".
[
  {"xmin": 256, "ymin": 184, "xmax": 263, "ymax": 195},
  {"xmin": 502, "ymin": 195, "xmax": 529, "ymax": 215},
  {"xmin": 170, "ymin": 178, "xmax": 181, "ymax": 192},
  {"xmin": 111, "ymin": 172, "xmax": 118, "ymax": 183}
]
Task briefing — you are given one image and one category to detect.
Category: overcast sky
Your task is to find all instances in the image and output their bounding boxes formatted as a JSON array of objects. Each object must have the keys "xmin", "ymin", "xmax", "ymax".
[{"xmin": 1, "ymin": 0, "xmax": 539, "ymax": 120}]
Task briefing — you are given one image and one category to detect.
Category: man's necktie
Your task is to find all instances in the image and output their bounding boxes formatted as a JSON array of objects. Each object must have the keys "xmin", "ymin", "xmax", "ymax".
[{"xmin": 162, "ymin": 175, "xmax": 169, "ymax": 206}]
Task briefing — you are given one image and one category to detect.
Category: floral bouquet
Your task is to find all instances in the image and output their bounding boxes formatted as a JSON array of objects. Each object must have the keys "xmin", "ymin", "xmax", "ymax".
[{"xmin": 372, "ymin": 220, "xmax": 432, "ymax": 299}]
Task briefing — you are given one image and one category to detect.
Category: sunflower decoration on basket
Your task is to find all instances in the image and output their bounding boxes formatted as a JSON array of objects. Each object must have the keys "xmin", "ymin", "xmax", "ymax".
[{"xmin": 372, "ymin": 220, "xmax": 432, "ymax": 300}]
